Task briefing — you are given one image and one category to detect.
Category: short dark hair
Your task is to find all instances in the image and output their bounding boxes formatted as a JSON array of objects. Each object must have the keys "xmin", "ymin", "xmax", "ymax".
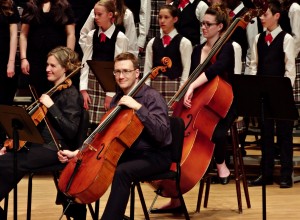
[
  {"xmin": 159, "ymin": 4, "xmax": 179, "ymax": 18},
  {"xmin": 268, "ymin": 0, "xmax": 282, "ymax": 15}
]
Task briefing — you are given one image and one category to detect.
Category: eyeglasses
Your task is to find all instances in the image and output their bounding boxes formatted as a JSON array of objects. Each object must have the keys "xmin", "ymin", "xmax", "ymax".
[
  {"xmin": 200, "ymin": 21, "xmax": 218, "ymax": 28},
  {"xmin": 113, "ymin": 69, "xmax": 135, "ymax": 77}
]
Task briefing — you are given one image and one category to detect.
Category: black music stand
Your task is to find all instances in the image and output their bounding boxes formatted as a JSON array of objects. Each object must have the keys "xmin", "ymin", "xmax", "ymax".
[
  {"xmin": 232, "ymin": 75, "xmax": 298, "ymax": 220},
  {"xmin": 87, "ymin": 60, "xmax": 116, "ymax": 92},
  {"xmin": 0, "ymin": 105, "xmax": 44, "ymax": 220}
]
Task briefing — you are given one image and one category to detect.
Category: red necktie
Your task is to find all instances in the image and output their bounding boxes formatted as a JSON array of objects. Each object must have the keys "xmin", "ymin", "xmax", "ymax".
[
  {"xmin": 265, "ymin": 33, "xmax": 273, "ymax": 44},
  {"xmin": 100, "ymin": 33, "xmax": 106, "ymax": 42},
  {"xmin": 178, "ymin": 0, "xmax": 189, "ymax": 9},
  {"xmin": 162, "ymin": 35, "xmax": 171, "ymax": 46},
  {"xmin": 229, "ymin": 10, "xmax": 235, "ymax": 18}
]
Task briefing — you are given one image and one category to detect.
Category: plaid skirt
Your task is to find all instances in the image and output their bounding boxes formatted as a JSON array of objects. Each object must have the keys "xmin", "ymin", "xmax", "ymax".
[
  {"xmin": 150, "ymin": 75, "xmax": 180, "ymax": 115},
  {"xmin": 293, "ymin": 55, "xmax": 300, "ymax": 105},
  {"xmin": 87, "ymin": 73, "xmax": 106, "ymax": 124}
]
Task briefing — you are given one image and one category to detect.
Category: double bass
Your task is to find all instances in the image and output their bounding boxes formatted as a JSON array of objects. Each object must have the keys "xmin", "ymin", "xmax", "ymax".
[
  {"xmin": 150, "ymin": 1, "xmax": 268, "ymax": 197},
  {"xmin": 58, "ymin": 58, "xmax": 172, "ymax": 204}
]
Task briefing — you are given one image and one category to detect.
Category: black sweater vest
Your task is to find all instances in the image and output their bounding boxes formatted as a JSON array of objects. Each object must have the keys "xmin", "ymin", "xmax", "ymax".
[
  {"xmin": 175, "ymin": 0, "xmax": 201, "ymax": 46},
  {"xmin": 92, "ymin": 28, "xmax": 119, "ymax": 61},
  {"xmin": 257, "ymin": 31, "xmax": 286, "ymax": 77},
  {"xmin": 152, "ymin": 34, "xmax": 183, "ymax": 79}
]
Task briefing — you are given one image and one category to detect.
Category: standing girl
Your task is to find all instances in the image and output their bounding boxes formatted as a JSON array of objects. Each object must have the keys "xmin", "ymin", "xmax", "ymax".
[
  {"xmin": 0, "ymin": 0, "xmax": 20, "ymax": 146},
  {"xmin": 79, "ymin": 0, "xmax": 136, "ymax": 56},
  {"xmin": 80, "ymin": 0, "xmax": 129, "ymax": 129},
  {"xmin": 0, "ymin": 0, "xmax": 20, "ymax": 105},
  {"xmin": 19, "ymin": 0, "xmax": 76, "ymax": 96},
  {"xmin": 144, "ymin": 4, "xmax": 192, "ymax": 106}
]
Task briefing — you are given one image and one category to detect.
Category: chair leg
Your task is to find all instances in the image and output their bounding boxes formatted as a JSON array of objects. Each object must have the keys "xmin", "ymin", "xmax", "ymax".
[
  {"xmin": 203, "ymin": 177, "xmax": 211, "ymax": 208},
  {"xmin": 27, "ymin": 172, "xmax": 34, "ymax": 220},
  {"xmin": 130, "ymin": 183, "xmax": 135, "ymax": 220},
  {"xmin": 196, "ymin": 178, "xmax": 205, "ymax": 212},
  {"xmin": 230, "ymin": 123, "xmax": 251, "ymax": 213},
  {"xmin": 3, "ymin": 194, "xmax": 9, "ymax": 220},
  {"xmin": 87, "ymin": 199, "xmax": 100, "ymax": 220},
  {"xmin": 136, "ymin": 183, "xmax": 150, "ymax": 220}
]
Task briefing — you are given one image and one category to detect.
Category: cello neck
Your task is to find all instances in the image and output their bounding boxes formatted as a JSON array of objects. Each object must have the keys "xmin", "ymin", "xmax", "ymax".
[{"xmin": 82, "ymin": 57, "xmax": 172, "ymax": 149}]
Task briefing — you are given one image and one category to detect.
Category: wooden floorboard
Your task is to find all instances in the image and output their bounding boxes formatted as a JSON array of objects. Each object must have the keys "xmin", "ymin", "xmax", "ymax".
[{"xmin": 1, "ymin": 174, "xmax": 300, "ymax": 220}]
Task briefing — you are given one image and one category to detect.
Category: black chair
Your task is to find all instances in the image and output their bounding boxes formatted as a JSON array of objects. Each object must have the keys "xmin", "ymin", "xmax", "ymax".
[
  {"xmin": 128, "ymin": 116, "xmax": 190, "ymax": 220},
  {"xmin": 196, "ymin": 119, "xmax": 251, "ymax": 214}
]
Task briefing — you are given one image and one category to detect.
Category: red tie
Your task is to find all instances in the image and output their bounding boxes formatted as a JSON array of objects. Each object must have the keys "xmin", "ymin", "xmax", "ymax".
[
  {"xmin": 178, "ymin": 0, "xmax": 189, "ymax": 9},
  {"xmin": 162, "ymin": 35, "xmax": 171, "ymax": 46},
  {"xmin": 100, "ymin": 33, "xmax": 106, "ymax": 42},
  {"xmin": 229, "ymin": 10, "xmax": 235, "ymax": 18},
  {"xmin": 265, "ymin": 33, "xmax": 273, "ymax": 44}
]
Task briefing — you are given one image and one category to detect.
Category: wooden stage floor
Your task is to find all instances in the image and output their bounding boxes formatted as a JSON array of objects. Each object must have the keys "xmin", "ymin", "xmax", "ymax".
[{"xmin": 1, "ymin": 171, "xmax": 300, "ymax": 220}]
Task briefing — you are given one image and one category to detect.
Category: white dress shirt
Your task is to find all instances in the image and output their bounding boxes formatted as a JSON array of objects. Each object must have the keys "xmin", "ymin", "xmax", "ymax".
[
  {"xmin": 289, "ymin": 2, "xmax": 300, "ymax": 57},
  {"xmin": 137, "ymin": 0, "xmax": 151, "ymax": 49},
  {"xmin": 232, "ymin": 1, "xmax": 259, "ymax": 75}
]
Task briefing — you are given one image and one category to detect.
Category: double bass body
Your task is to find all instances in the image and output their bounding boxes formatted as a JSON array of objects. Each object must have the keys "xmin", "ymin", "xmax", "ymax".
[{"xmin": 152, "ymin": 76, "xmax": 233, "ymax": 197}]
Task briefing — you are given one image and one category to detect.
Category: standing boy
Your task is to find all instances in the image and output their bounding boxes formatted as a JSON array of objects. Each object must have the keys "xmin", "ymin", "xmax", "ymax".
[{"xmin": 247, "ymin": 0, "xmax": 296, "ymax": 188}]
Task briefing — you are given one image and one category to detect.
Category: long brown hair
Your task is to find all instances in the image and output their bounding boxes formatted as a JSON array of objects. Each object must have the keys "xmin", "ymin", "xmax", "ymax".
[
  {"xmin": 114, "ymin": 0, "xmax": 127, "ymax": 26},
  {"xmin": 22, "ymin": 0, "xmax": 71, "ymax": 24},
  {"xmin": 0, "ymin": 0, "xmax": 13, "ymax": 16}
]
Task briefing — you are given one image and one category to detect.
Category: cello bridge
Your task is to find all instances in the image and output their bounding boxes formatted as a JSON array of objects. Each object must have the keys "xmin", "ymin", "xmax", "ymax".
[{"xmin": 87, "ymin": 144, "xmax": 97, "ymax": 152}]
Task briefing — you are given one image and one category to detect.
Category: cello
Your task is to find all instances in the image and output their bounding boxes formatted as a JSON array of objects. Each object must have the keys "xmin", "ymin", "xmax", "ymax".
[
  {"xmin": 58, "ymin": 57, "xmax": 172, "ymax": 204},
  {"xmin": 150, "ymin": 1, "xmax": 268, "ymax": 197}
]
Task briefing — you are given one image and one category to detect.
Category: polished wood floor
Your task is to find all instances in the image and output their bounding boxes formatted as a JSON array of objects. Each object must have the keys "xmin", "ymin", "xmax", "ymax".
[
  {"xmin": 2, "ymin": 135, "xmax": 300, "ymax": 220},
  {"xmin": 1, "ymin": 168, "xmax": 300, "ymax": 219}
]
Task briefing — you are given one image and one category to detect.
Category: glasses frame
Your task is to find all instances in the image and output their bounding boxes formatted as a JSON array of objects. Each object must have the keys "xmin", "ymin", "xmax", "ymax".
[
  {"xmin": 200, "ymin": 21, "xmax": 218, "ymax": 28},
  {"xmin": 113, "ymin": 69, "xmax": 136, "ymax": 77}
]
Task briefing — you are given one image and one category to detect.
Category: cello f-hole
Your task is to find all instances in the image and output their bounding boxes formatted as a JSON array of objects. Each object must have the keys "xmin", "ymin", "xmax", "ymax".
[
  {"xmin": 184, "ymin": 114, "xmax": 193, "ymax": 130},
  {"xmin": 96, "ymin": 144, "xmax": 105, "ymax": 160}
]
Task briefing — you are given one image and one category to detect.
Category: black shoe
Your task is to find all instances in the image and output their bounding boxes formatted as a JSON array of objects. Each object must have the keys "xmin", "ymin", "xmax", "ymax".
[
  {"xmin": 150, "ymin": 206, "xmax": 183, "ymax": 214},
  {"xmin": 280, "ymin": 176, "xmax": 293, "ymax": 188},
  {"xmin": 219, "ymin": 173, "xmax": 231, "ymax": 185},
  {"xmin": 247, "ymin": 175, "xmax": 273, "ymax": 187}
]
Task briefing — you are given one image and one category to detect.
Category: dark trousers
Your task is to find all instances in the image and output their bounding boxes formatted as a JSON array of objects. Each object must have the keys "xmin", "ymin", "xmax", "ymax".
[
  {"xmin": 0, "ymin": 144, "xmax": 60, "ymax": 201},
  {"xmin": 101, "ymin": 150, "xmax": 171, "ymax": 220},
  {"xmin": 212, "ymin": 102, "xmax": 238, "ymax": 164},
  {"xmin": 261, "ymin": 119, "xmax": 294, "ymax": 178}
]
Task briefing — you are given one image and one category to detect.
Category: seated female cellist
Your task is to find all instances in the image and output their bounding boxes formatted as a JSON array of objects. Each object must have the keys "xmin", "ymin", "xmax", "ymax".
[
  {"xmin": 58, "ymin": 52, "xmax": 173, "ymax": 220},
  {"xmin": 0, "ymin": 46, "xmax": 83, "ymax": 218},
  {"xmin": 151, "ymin": 3, "xmax": 238, "ymax": 213}
]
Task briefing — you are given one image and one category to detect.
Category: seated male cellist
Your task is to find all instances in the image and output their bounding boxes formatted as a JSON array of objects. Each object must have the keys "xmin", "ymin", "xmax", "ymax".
[{"xmin": 58, "ymin": 52, "xmax": 173, "ymax": 220}]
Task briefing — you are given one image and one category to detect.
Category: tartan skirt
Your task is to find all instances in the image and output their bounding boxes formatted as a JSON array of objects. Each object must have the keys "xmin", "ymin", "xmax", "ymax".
[
  {"xmin": 293, "ymin": 55, "xmax": 300, "ymax": 105},
  {"xmin": 150, "ymin": 74, "xmax": 181, "ymax": 115},
  {"xmin": 87, "ymin": 72, "xmax": 106, "ymax": 124}
]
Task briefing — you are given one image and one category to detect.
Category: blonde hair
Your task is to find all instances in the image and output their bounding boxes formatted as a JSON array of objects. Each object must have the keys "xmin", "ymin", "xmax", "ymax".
[
  {"xmin": 95, "ymin": 0, "xmax": 116, "ymax": 19},
  {"xmin": 47, "ymin": 47, "xmax": 81, "ymax": 75}
]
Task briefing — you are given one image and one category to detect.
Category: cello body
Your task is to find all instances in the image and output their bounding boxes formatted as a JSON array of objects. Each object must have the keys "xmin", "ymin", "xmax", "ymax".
[{"xmin": 58, "ymin": 109, "xmax": 143, "ymax": 204}]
